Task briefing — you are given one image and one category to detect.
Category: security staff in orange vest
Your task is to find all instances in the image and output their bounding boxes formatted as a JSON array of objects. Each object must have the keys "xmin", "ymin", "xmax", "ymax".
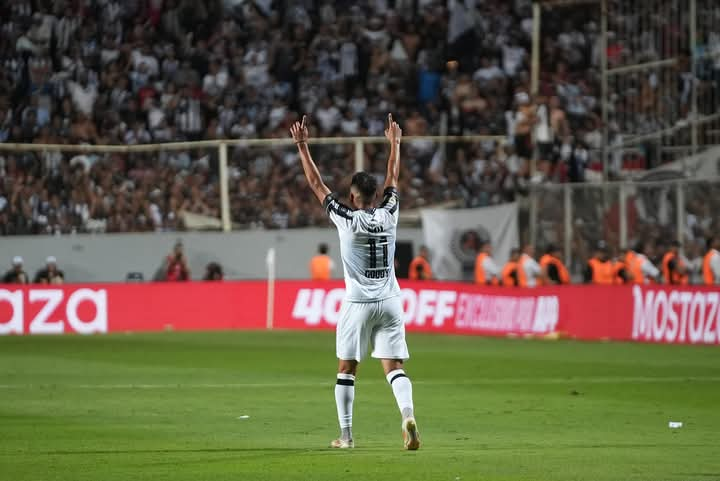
[
  {"xmin": 517, "ymin": 244, "xmax": 546, "ymax": 287},
  {"xmin": 662, "ymin": 241, "xmax": 689, "ymax": 285},
  {"xmin": 409, "ymin": 245, "xmax": 433, "ymax": 280},
  {"xmin": 309, "ymin": 243, "xmax": 334, "ymax": 280},
  {"xmin": 502, "ymin": 248, "xmax": 521, "ymax": 286},
  {"xmin": 703, "ymin": 236, "xmax": 720, "ymax": 285},
  {"xmin": 474, "ymin": 241, "xmax": 501, "ymax": 285},
  {"xmin": 539, "ymin": 244, "xmax": 570, "ymax": 285},
  {"xmin": 584, "ymin": 241, "xmax": 615, "ymax": 284},
  {"xmin": 629, "ymin": 241, "xmax": 661, "ymax": 284}
]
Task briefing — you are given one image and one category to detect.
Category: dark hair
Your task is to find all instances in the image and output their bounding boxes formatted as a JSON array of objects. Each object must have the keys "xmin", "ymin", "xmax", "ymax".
[
  {"xmin": 510, "ymin": 248, "xmax": 521, "ymax": 256},
  {"xmin": 545, "ymin": 244, "xmax": 559, "ymax": 254},
  {"xmin": 670, "ymin": 240, "xmax": 681, "ymax": 248},
  {"xmin": 351, "ymin": 172, "xmax": 377, "ymax": 202},
  {"xmin": 203, "ymin": 262, "xmax": 223, "ymax": 281},
  {"xmin": 707, "ymin": 236, "xmax": 717, "ymax": 251},
  {"xmin": 318, "ymin": 243, "xmax": 329, "ymax": 255}
]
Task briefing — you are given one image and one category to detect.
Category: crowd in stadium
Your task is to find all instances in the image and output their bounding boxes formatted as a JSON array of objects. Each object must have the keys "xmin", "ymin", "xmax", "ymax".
[{"xmin": 0, "ymin": 0, "xmax": 630, "ymax": 236}]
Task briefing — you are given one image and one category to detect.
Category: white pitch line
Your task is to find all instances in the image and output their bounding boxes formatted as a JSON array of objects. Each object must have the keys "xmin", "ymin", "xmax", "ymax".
[{"xmin": 0, "ymin": 376, "xmax": 718, "ymax": 390}]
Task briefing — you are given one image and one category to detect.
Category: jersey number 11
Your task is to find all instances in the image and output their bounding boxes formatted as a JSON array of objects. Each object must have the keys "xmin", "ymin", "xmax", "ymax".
[{"xmin": 368, "ymin": 238, "xmax": 389, "ymax": 269}]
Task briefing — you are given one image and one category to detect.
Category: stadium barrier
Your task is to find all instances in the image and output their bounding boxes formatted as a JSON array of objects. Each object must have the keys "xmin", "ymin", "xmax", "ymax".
[{"xmin": 1, "ymin": 281, "xmax": 719, "ymax": 345}]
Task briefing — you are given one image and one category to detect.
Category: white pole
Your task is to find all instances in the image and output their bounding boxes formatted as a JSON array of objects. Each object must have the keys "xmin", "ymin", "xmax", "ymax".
[
  {"xmin": 529, "ymin": 187, "xmax": 538, "ymax": 248},
  {"xmin": 563, "ymin": 184, "xmax": 572, "ymax": 267},
  {"xmin": 690, "ymin": 0, "xmax": 698, "ymax": 161},
  {"xmin": 531, "ymin": 1, "xmax": 541, "ymax": 96},
  {"xmin": 619, "ymin": 183, "xmax": 628, "ymax": 249},
  {"xmin": 354, "ymin": 139, "xmax": 364, "ymax": 173},
  {"xmin": 266, "ymin": 247, "xmax": 276, "ymax": 330},
  {"xmin": 676, "ymin": 182, "xmax": 685, "ymax": 246},
  {"xmin": 219, "ymin": 142, "xmax": 231, "ymax": 232},
  {"xmin": 600, "ymin": 0, "xmax": 609, "ymax": 181}
]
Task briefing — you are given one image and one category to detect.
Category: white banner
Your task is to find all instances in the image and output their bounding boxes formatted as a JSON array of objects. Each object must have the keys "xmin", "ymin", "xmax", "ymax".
[{"xmin": 420, "ymin": 203, "xmax": 518, "ymax": 281}]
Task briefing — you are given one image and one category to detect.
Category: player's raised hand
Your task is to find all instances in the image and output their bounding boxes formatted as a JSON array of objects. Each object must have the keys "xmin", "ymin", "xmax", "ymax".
[
  {"xmin": 290, "ymin": 115, "xmax": 309, "ymax": 144},
  {"xmin": 384, "ymin": 113, "xmax": 402, "ymax": 145}
]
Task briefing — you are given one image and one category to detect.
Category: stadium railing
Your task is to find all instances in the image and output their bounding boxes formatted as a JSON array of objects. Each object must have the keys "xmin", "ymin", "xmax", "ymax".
[
  {"xmin": 530, "ymin": 178, "xmax": 720, "ymax": 275},
  {"xmin": 0, "ymin": 135, "xmax": 507, "ymax": 232}
]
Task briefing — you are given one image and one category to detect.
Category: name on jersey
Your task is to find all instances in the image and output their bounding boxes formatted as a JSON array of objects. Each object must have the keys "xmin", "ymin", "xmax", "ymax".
[
  {"xmin": 367, "ymin": 226, "xmax": 384, "ymax": 234},
  {"xmin": 364, "ymin": 268, "xmax": 390, "ymax": 279}
]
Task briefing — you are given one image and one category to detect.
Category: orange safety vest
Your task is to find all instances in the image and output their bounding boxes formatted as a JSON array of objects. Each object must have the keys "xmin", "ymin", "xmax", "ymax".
[
  {"xmin": 624, "ymin": 251, "xmax": 636, "ymax": 282},
  {"xmin": 474, "ymin": 252, "xmax": 498, "ymax": 285},
  {"xmin": 613, "ymin": 260, "xmax": 628, "ymax": 284},
  {"xmin": 408, "ymin": 256, "xmax": 432, "ymax": 280},
  {"xmin": 517, "ymin": 254, "xmax": 542, "ymax": 287},
  {"xmin": 502, "ymin": 261, "xmax": 518, "ymax": 286},
  {"xmin": 662, "ymin": 252, "xmax": 688, "ymax": 285},
  {"xmin": 704, "ymin": 250, "xmax": 718, "ymax": 285},
  {"xmin": 310, "ymin": 255, "xmax": 332, "ymax": 280},
  {"xmin": 539, "ymin": 254, "xmax": 570, "ymax": 284},
  {"xmin": 628, "ymin": 254, "xmax": 645, "ymax": 284},
  {"xmin": 588, "ymin": 258, "xmax": 615, "ymax": 285}
]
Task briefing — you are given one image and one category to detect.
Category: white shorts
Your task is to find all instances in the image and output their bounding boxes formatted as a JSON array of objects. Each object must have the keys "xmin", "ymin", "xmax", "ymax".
[{"xmin": 336, "ymin": 296, "xmax": 409, "ymax": 362}]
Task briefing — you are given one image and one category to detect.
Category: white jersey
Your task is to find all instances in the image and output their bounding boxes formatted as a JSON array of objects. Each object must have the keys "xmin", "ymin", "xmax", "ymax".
[{"xmin": 324, "ymin": 187, "xmax": 401, "ymax": 302}]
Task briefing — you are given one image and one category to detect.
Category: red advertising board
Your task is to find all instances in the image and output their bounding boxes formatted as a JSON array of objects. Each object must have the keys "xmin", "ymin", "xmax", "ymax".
[
  {"xmin": 274, "ymin": 280, "xmax": 561, "ymax": 337},
  {"xmin": 0, "ymin": 281, "xmax": 718, "ymax": 345},
  {"xmin": 0, "ymin": 282, "xmax": 266, "ymax": 335}
]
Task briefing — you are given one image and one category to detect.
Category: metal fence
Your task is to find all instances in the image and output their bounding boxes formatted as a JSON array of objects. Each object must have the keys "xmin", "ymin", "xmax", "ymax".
[
  {"xmin": 533, "ymin": 0, "xmax": 720, "ymax": 178},
  {"xmin": 0, "ymin": 135, "xmax": 507, "ymax": 233},
  {"xmin": 529, "ymin": 178, "xmax": 720, "ymax": 276}
]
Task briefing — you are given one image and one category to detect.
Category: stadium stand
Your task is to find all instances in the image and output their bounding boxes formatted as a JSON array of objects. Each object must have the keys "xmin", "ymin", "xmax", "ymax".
[
  {"xmin": 0, "ymin": 0, "xmax": 711, "ymax": 237},
  {"xmin": 1, "ymin": 0, "xmax": 563, "ymax": 235}
]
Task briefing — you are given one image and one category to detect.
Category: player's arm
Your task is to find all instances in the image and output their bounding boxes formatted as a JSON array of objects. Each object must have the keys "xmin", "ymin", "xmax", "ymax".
[
  {"xmin": 291, "ymin": 115, "xmax": 331, "ymax": 203},
  {"xmin": 383, "ymin": 113, "xmax": 402, "ymax": 190}
]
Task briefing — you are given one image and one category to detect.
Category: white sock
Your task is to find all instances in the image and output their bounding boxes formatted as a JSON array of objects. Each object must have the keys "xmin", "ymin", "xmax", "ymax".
[
  {"xmin": 386, "ymin": 369, "xmax": 414, "ymax": 419},
  {"xmin": 335, "ymin": 373, "xmax": 355, "ymax": 440}
]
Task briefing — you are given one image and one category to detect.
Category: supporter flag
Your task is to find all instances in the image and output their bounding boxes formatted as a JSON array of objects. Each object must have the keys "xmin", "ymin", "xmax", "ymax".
[{"xmin": 421, "ymin": 204, "xmax": 518, "ymax": 281}]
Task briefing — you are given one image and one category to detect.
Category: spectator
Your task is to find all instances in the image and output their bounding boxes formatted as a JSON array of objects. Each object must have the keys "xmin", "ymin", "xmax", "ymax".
[
  {"xmin": 408, "ymin": 245, "xmax": 433, "ymax": 281},
  {"xmin": 203, "ymin": 262, "xmax": 224, "ymax": 281},
  {"xmin": 165, "ymin": 241, "xmax": 190, "ymax": 281},
  {"xmin": 2, "ymin": 256, "xmax": 28, "ymax": 284},
  {"xmin": 33, "ymin": 256, "xmax": 65, "ymax": 284},
  {"xmin": 310, "ymin": 243, "xmax": 334, "ymax": 281}
]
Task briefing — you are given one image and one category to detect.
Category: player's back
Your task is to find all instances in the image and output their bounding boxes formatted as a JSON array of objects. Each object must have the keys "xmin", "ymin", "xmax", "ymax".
[{"xmin": 324, "ymin": 187, "xmax": 401, "ymax": 302}]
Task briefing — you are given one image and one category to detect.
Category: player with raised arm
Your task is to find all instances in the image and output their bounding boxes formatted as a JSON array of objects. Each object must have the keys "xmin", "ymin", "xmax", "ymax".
[{"xmin": 290, "ymin": 114, "xmax": 420, "ymax": 451}]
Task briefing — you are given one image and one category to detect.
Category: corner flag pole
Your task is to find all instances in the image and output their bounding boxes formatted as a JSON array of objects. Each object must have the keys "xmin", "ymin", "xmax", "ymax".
[{"xmin": 266, "ymin": 247, "xmax": 276, "ymax": 330}]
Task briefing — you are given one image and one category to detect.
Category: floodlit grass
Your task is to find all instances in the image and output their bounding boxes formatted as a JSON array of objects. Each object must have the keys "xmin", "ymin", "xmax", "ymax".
[{"xmin": 0, "ymin": 331, "xmax": 719, "ymax": 481}]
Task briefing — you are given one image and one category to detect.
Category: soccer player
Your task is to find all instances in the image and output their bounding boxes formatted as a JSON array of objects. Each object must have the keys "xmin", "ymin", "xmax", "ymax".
[{"xmin": 290, "ymin": 114, "xmax": 420, "ymax": 450}]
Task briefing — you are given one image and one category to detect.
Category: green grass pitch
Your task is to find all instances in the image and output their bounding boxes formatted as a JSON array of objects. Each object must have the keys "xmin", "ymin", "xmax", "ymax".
[{"xmin": 1, "ymin": 331, "xmax": 719, "ymax": 481}]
